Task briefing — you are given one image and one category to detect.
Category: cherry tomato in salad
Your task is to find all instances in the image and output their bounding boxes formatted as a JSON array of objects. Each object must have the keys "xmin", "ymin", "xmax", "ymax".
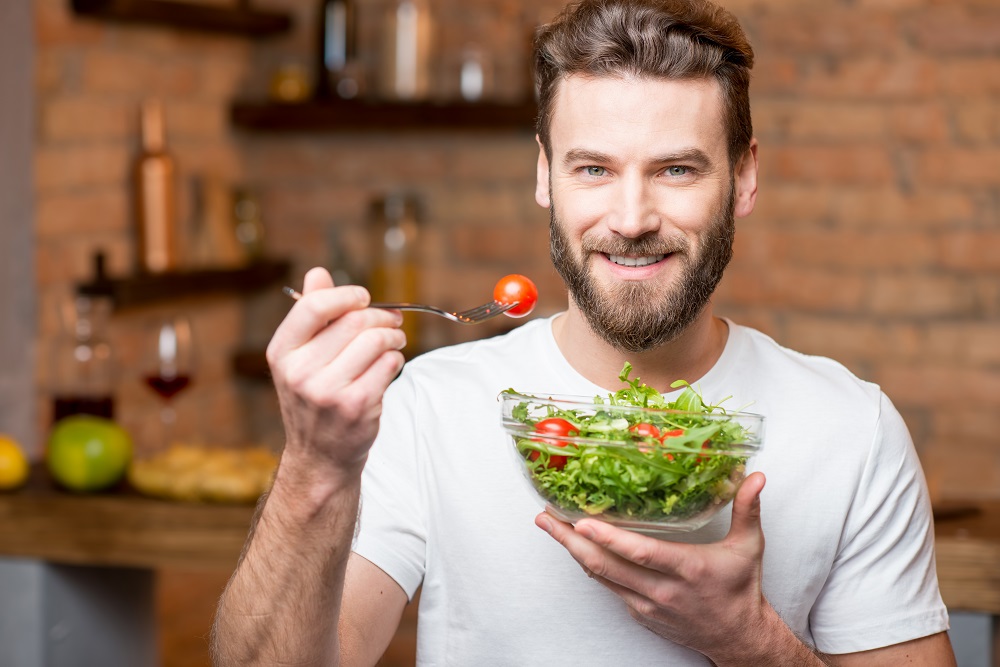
[
  {"xmin": 630, "ymin": 422, "xmax": 660, "ymax": 453},
  {"xmin": 529, "ymin": 417, "xmax": 577, "ymax": 469},
  {"xmin": 629, "ymin": 423, "xmax": 661, "ymax": 439},
  {"xmin": 659, "ymin": 428, "xmax": 684, "ymax": 460},
  {"xmin": 493, "ymin": 274, "xmax": 538, "ymax": 318}
]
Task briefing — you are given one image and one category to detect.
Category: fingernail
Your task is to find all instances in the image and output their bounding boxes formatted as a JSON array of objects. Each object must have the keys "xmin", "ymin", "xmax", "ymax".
[
  {"xmin": 354, "ymin": 286, "xmax": 370, "ymax": 306},
  {"xmin": 537, "ymin": 516, "xmax": 552, "ymax": 534},
  {"xmin": 577, "ymin": 523, "xmax": 595, "ymax": 539}
]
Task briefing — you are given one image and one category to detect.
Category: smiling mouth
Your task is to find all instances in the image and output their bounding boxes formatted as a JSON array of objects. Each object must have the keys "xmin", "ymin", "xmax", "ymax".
[{"xmin": 607, "ymin": 254, "xmax": 667, "ymax": 267}]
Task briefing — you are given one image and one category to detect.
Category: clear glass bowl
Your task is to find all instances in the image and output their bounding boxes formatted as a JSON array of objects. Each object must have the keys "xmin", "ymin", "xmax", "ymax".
[{"xmin": 500, "ymin": 392, "xmax": 765, "ymax": 535}]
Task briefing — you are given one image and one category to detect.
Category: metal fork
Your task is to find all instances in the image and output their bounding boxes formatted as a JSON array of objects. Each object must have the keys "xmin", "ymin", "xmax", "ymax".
[{"xmin": 282, "ymin": 286, "xmax": 517, "ymax": 324}]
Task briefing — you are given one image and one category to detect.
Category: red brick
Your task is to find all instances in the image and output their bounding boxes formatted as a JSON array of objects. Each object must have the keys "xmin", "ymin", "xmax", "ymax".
[
  {"xmin": 937, "ymin": 232, "xmax": 1000, "ymax": 272},
  {"xmin": 35, "ymin": 189, "xmax": 129, "ymax": 237},
  {"xmin": 906, "ymin": 7, "xmax": 1000, "ymax": 55},
  {"xmin": 745, "ymin": 185, "xmax": 836, "ymax": 226},
  {"xmin": 939, "ymin": 58, "xmax": 1000, "ymax": 96},
  {"xmin": 954, "ymin": 101, "xmax": 1000, "ymax": 142},
  {"xmin": 722, "ymin": 265, "xmax": 867, "ymax": 312},
  {"xmin": 780, "ymin": 230, "xmax": 936, "ymax": 270},
  {"xmin": 866, "ymin": 274, "xmax": 979, "ymax": 317},
  {"xmin": 783, "ymin": 316, "xmax": 923, "ymax": 365},
  {"xmin": 165, "ymin": 101, "xmax": 227, "ymax": 140},
  {"xmin": 35, "ymin": 144, "xmax": 131, "ymax": 193},
  {"xmin": 797, "ymin": 56, "xmax": 940, "ymax": 100},
  {"xmin": 749, "ymin": 55, "xmax": 800, "ymax": 95},
  {"xmin": 754, "ymin": 101, "xmax": 886, "ymax": 142},
  {"xmin": 914, "ymin": 148, "xmax": 1000, "ymax": 187},
  {"xmin": 752, "ymin": 10, "xmax": 899, "ymax": 56},
  {"xmin": 833, "ymin": 188, "xmax": 978, "ymax": 229},
  {"xmin": 40, "ymin": 97, "xmax": 138, "ymax": 142},
  {"xmin": 875, "ymin": 365, "xmax": 1000, "ymax": 410},
  {"xmin": 887, "ymin": 102, "xmax": 951, "ymax": 143},
  {"xmin": 926, "ymin": 323, "xmax": 1000, "ymax": 368},
  {"xmin": 761, "ymin": 146, "xmax": 896, "ymax": 185}
]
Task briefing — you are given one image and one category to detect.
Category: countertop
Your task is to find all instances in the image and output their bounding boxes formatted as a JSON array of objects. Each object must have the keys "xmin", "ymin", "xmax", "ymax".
[{"xmin": 0, "ymin": 475, "xmax": 998, "ymax": 615}]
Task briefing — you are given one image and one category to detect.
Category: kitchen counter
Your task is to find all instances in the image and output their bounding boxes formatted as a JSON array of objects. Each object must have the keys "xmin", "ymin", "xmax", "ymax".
[
  {"xmin": 0, "ymin": 474, "xmax": 256, "ymax": 572},
  {"xmin": 1, "ymin": 480, "xmax": 998, "ymax": 612},
  {"xmin": 0, "ymin": 480, "xmax": 998, "ymax": 666}
]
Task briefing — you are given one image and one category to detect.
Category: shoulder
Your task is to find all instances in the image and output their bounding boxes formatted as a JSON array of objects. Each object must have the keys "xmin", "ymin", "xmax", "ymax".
[{"xmin": 731, "ymin": 323, "xmax": 884, "ymax": 411}]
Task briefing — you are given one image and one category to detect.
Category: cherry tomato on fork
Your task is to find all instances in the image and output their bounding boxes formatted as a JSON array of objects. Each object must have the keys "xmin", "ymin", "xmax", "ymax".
[
  {"xmin": 529, "ymin": 417, "xmax": 577, "ymax": 469},
  {"xmin": 493, "ymin": 274, "xmax": 538, "ymax": 318}
]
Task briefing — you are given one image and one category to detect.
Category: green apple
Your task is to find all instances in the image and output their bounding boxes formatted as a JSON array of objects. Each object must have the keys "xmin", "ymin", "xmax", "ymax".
[{"xmin": 47, "ymin": 415, "xmax": 132, "ymax": 492}]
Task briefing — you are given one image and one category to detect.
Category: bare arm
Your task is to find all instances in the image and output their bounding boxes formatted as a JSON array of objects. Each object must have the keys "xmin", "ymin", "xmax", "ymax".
[
  {"xmin": 210, "ymin": 268, "xmax": 408, "ymax": 666},
  {"xmin": 827, "ymin": 632, "xmax": 956, "ymax": 666}
]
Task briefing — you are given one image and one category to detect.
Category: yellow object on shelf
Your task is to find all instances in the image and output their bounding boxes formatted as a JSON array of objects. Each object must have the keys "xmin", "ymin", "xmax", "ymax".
[
  {"xmin": 0, "ymin": 435, "xmax": 29, "ymax": 491},
  {"xmin": 128, "ymin": 444, "xmax": 278, "ymax": 504}
]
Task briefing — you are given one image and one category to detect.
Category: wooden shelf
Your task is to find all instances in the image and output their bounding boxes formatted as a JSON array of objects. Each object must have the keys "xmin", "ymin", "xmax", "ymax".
[
  {"xmin": 0, "ymin": 468, "xmax": 254, "ymax": 571},
  {"xmin": 77, "ymin": 258, "xmax": 291, "ymax": 311},
  {"xmin": 230, "ymin": 97, "xmax": 539, "ymax": 133},
  {"xmin": 70, "ymin": 0, "xmax": 292, "ymax": 37}
]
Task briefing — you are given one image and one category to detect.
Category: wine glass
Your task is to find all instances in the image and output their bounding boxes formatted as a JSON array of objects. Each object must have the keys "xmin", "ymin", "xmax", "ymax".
[{"xmin": 143, "ymin": 316, "xmax": 194, "ymax": 451}]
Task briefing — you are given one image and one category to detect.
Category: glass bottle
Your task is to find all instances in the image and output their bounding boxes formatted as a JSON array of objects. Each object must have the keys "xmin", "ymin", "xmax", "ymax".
[
  {"xmin": 368, "ymin": 193, "xmax": 421, "ymax": 352},
  {"xmin": 133, "ymin": 98, "xmax": 178, "ymax": 273},
  {"xmin": 315, "ymin": 0, "xmax": 363, "ymax": 99},
  {"xmin": 51, "ymin": 294, "xmax": 114, "ymax": 424},
  {"xmin": 379, "ymin": 0, "xmax": 432, "ymax": 100}
]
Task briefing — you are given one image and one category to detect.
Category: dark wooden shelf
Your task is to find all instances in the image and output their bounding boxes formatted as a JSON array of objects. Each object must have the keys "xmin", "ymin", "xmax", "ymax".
[
  {"xmin": 70, "ymin": 0, "xmax": 292, "ymax": 37},
  {"xmin": 230, "ymin": 97, "xmax": 538, "ymax": 133},
  {"xmin": 77, "ymin": 259, "xmax": 291, "ymax": 310}
]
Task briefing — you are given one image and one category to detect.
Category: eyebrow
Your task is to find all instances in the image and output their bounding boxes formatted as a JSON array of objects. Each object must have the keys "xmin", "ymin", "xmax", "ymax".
[{"xmin": 562, "ymin": 147, "xmax": 715, "ymax": 170}]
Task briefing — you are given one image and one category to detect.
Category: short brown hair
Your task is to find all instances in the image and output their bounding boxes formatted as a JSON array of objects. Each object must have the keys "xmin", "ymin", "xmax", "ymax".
[{"xmin": 534, "ymin": 0, "xmax": 754, "ymax": 166}]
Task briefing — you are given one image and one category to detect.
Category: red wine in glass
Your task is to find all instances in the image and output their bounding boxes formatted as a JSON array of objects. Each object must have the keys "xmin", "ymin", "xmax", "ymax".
[{"xmin": 144, "ymin": 374, "xmax": 191, "ymax": 400}]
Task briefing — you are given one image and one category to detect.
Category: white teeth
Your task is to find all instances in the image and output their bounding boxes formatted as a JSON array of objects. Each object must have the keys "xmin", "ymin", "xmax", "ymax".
[{"xmin": 608, "ymin": 254, "xmax": 666, "ymax": 267}]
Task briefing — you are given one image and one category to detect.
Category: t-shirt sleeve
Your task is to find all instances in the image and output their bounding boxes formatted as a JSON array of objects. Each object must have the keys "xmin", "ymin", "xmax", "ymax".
[
  {"xmin": 808, "ymin": 392, "xmax": 949, "ymax": 654},
  {"xmin": 352, "ymin": 373, "xmax": 426, "ymax": 601}
]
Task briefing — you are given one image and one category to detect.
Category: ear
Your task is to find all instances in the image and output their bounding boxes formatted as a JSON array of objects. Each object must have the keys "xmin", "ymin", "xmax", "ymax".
[
  {"xmin": 535, "ymin": 135, "xmax": 551, "ymax": 209},
  {"xmin": 733, "ymin": 138, "xmax": 758, "ymax": 219}
]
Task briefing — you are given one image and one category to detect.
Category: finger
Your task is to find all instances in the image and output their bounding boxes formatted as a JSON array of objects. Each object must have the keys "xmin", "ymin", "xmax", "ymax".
[
  {"xmin": 298, "ymin": 307, "xmax": 404, "ymax": 367},
  {"xmin": 303, "ymin": 326, "xmax": 407, "ymax": 394},
  {"xmin": 536, "ymin": 512, "xmax": 671, "ymax": 593},
  {"xmin": 303, "ymin": 267, "xmax": 335, "ymax": 293},
  {"xmin": 724, "ymin": 471, "xmax": 765, "ymax": 552},
  {"xmin": 574, "ymin": 518, "xmax": 691, "ymax": 576},
  {"xmin": 268, "ymin": 285, "xmax": 371, "ymax": 358},
  {"xmin": 349, "ymin": 349, "xmax": 407, "ymax": 406}
]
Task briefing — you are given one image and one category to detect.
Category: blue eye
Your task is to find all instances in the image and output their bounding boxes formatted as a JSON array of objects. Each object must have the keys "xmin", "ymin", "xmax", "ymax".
[
  {"xmin": 667, "ymin": 166, "xmax": 688, "ymax": 176},
  {"xmin": 586, "ymin": 166, "xmax": 606, "ymax": 177}
]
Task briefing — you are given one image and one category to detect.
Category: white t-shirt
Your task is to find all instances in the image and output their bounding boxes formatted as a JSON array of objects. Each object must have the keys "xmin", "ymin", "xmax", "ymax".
[{"xmin": 354, "ymin": 316, "xmax": 948, "ymax": 664}]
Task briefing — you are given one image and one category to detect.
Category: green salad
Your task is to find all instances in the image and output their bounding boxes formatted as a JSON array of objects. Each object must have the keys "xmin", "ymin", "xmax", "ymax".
[{"xmin": 502, "ymin": 363, "xmax": 761, "ymax": 525}]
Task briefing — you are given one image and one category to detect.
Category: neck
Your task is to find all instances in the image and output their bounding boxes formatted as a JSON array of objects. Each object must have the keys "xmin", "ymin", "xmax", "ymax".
[{"xmin": 551, "ymin": 301, "xmax": 729, "ymax": 393}]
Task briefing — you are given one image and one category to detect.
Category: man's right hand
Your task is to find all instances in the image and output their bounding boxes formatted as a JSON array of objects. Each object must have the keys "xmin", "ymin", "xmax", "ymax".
[{"xmin": 266, "ymin": 267, "xmax": 406, "ymax": 486}]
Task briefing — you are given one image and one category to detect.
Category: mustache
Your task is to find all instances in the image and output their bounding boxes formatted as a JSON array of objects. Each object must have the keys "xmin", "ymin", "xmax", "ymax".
[{"xmin": 581, "ymin": 235, "xmax": 688, "ymax": 257}]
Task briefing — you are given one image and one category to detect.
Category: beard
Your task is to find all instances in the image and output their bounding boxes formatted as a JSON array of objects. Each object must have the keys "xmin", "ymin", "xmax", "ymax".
[{"xmin": 549, "ymin": 185, "xmax": 736, "ymax": 353}]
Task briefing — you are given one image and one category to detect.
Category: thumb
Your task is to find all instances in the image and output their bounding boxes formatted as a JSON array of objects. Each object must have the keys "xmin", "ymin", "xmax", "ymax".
[
  {"xmin": 725, "ymin": 471, "xmax": 766, "ymax": 551},
  {"xmin": 303, "ymin": 267, "xmax": 335, "ymax": 294}
]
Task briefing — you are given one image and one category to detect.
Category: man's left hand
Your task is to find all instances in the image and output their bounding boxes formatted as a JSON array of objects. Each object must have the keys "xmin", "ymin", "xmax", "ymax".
[{"xmin": 536, "ymin": 472, "xmax": 784, "ymax": 662}]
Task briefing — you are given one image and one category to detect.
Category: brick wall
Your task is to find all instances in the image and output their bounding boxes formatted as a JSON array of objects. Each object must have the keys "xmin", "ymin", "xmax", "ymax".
[{"xmin": 714, "ymin": 1, "xmax": 1000, "ymax": 501}]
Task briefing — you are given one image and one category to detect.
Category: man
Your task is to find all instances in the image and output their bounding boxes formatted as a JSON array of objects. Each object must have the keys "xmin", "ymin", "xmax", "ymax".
[{"xmin": 212, "ymin": 0, "xmax": 956, "ymax": 664}]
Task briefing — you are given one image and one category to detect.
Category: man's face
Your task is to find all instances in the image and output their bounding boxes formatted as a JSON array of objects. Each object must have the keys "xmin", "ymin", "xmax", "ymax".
[{"xmin": 536, "ymin": 74, "xmax": 755, "ymax": 353}]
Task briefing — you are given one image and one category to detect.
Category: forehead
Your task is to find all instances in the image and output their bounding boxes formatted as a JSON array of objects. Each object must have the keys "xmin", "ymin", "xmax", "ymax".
[{"xmin": 547, "ymin": 74, "xmax": 728, "ymax": 161}]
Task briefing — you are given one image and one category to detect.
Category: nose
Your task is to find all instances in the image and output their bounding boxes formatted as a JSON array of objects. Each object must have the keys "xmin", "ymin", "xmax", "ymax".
[{"xmin": 605, "ymin": 174, "xmax": 660, "ymax": 238}]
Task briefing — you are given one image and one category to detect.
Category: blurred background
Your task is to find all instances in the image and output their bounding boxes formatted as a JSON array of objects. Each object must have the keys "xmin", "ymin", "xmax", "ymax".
[{"xmin": 1, "ymin": 0, "xmax": 998, "ymax": 665}]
